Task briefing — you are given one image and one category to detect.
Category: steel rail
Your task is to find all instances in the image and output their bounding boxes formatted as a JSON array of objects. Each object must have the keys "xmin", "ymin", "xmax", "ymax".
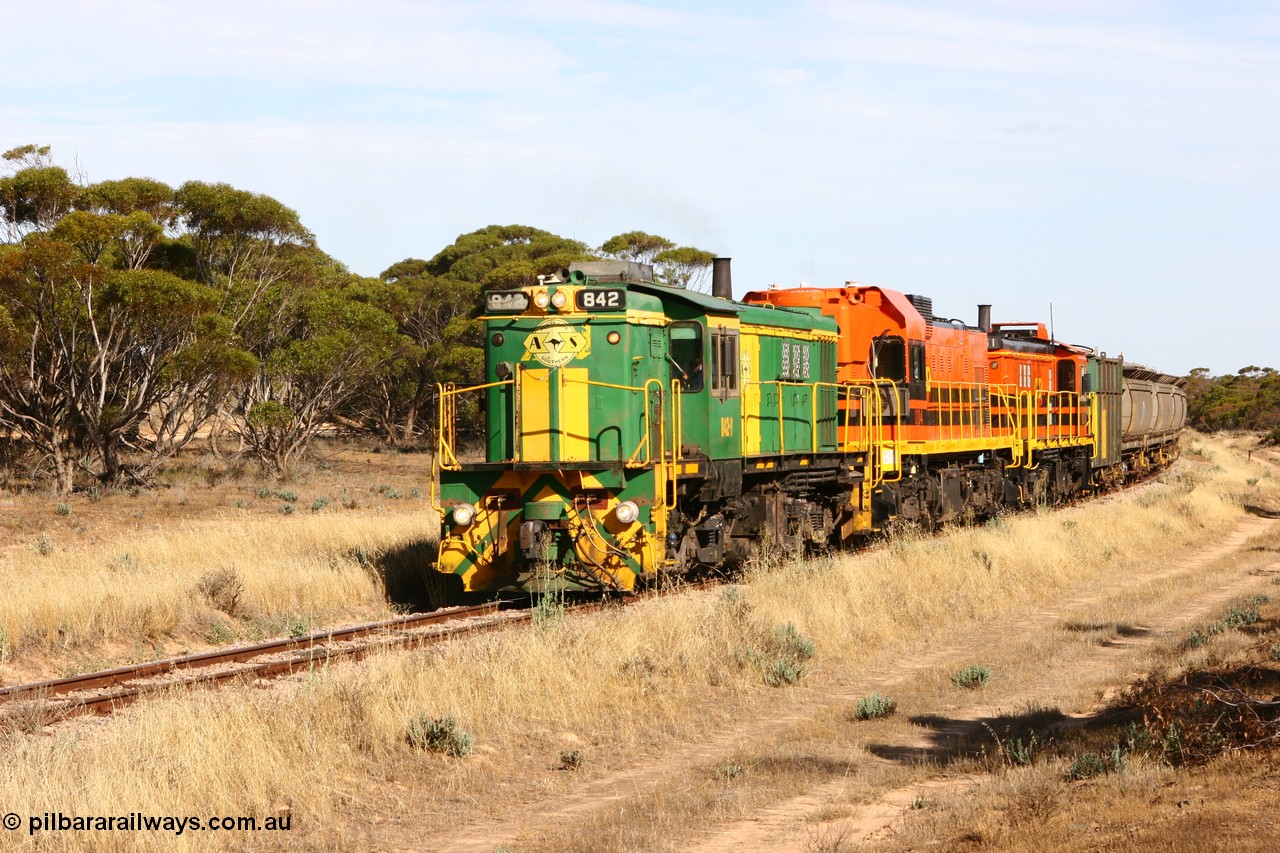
[
  {"xmin": 0, "ymin": 579, "xmax": 716, "ymax": 721},
  {"xmin": 0, "ymin": 602, "xmax": 502, "ymax": 716}
]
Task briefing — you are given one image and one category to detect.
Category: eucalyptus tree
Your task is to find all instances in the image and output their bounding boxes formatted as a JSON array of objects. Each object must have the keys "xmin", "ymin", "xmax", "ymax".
[
  {"xmin": 0, "ymin": 145, "xmax": 80, "ymax": 241},
  {"xmin": 600, "ymin": 230, "xmax": 716, "ymax": 292},
  {"xmin": 598, "ymin": 230, "xmax": 675, "ymax": 265},
  {"xmin": 0, "ymin": 149, "xmax": 320, "ymax": 488},
  {"xmin": 230, "ymin": 267, "xmax": 400, "ymax": 473},
  {"xmin": 173, "ymin": 181, "xmax": 314, "ymax": 340},
  {"xmin": 351, "ymin": 226, "xmax": 592, "ymax": 444},
  {"xmin": 0, "ymin": 236, "xmax": 252, "ymax": 489},
  {"xmin": 654, "ymin": 246, "xmax": 716, "ymax": 292}
]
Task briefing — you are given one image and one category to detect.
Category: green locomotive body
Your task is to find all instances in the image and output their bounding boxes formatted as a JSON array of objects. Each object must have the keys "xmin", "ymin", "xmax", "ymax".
[{"xmin": 430, "ymin": 261, "xmax": 844, "ymax": 604}]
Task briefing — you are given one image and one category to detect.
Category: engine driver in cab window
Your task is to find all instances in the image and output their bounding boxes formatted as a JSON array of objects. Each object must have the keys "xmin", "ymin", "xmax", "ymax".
[{"xmin": 670, "ymin": 322, "xmax": 704, "ymax": 392}]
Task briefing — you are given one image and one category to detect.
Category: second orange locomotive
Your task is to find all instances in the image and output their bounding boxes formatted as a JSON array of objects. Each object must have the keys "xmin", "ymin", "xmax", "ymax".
[{"xmin": 744, "ymin": 281, "xmax": 1182, "ymax": 528}]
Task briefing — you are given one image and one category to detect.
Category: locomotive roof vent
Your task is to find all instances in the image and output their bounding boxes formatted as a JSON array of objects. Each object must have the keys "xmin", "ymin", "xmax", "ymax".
[
  {"xmin": 567, "ymin": 261, "xmax": 654, "ymax": 283},
  {"xmin": 905, "ymin": 294, "xmax": 934, "ymax": 321}
]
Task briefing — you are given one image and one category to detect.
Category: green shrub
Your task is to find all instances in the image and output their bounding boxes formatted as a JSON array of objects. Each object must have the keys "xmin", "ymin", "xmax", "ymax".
[
  {"xmin": 54, "ymin": 502, "xmax": 70, "ymax": 516},
  {"xmin": 855, "ymin": 693, "xmax": 897, "ymax": 720},
  {"xmin": 764, "ymin": 658, "xmax": 807, "ymax": 686},
  {"xmin": 771, "ymin": 622, "xmax": 816, "ymax": 662},
  {"xmin": 284, "ymin": 616, "xmax": 311, "ymax": 639},
  {"xmin": 531, "ymin": 591, "xmax": 565, "ymax": 629},
  {"xmin": 310, "ymin": 497, "xmax": 330, "ymax": 513},
  {"xmin": 205, "ymin": 623, "xmax": 235, "ymax": 644},
  {"xmin": 1005, "ymin": 733, "xmax": 1043, "ymax": 767},
  {"xmin": 1220, "ymin": 605, "xmax": 1261, "ymax": 630},
  {"xmin": 559, "ymin": 749, "xmax": 584, "ymax": 770},
  {"xmin": 757, "ymin": 622, "xmax": 816, "ymax": 687},
  {"xmin": 951, "ymin": 664, "xmax": 991, "ymax": 689},
  {"xmin": 406, "ymin": 714, "xmax": 474, "ymax": 756},
  {"xmin": 715, "ymin": 762, "xmax": 744, "ymax": 781},
  {"xmin": 1068, "ymin": 752, "xmax": 1108, "ymax": 780}
]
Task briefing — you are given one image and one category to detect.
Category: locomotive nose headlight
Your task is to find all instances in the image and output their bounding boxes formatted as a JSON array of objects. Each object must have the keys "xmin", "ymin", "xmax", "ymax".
[
  {"xmin": 451, "ymin": 504, "xmax": 476, "ymax": 527},
  {"xmin": 550, "ymin": 290, "xmax": 567, "ymax": 309},
  {"xmin": 533, "ymin": 291, "xmax": 550, "ymax": 309},
  {"xmin": 614, "ymin": 500, "xmax": 640, "ymax": 525},
  {"xmin": 607, "ymin": 331, "xmax": 621, "ymax": 345}
]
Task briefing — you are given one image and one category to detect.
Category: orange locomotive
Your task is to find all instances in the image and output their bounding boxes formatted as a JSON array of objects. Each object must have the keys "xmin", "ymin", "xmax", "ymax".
[{"xmin": 742, "ymin": 282, "xmax": 1180, "ymax": 529}]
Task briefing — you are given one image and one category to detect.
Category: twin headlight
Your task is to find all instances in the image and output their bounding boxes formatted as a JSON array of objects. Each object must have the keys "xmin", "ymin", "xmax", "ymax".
[
  {"xmin": 531, "ymin": 290, "xmax": 568, "ymax": 309},
  {"xmin": 451, "ymin": 499, "xmax": 639, "ymax": 527}
]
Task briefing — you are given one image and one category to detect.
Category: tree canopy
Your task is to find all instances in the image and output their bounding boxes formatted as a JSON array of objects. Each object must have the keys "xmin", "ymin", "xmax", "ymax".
[
  {"xmin": 1185, "ymin": 366, "xmax": 1280, "ymax": 441},
  {"xmin": 0, "ymin": 146, "xmax": 734, "ymax": 487}
]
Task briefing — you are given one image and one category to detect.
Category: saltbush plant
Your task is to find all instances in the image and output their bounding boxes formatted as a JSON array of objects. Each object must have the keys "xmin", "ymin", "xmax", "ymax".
[
  {"xmin": 406, "ymin": 714, "xmax": 474, "ymax": 756},
  {"xmin": 952, "ymin": 664, "xmax": 991, "ymax": 689},
  {"xmin": 855, "ymin": 693, "xmax": 897, "ymax": 720}
]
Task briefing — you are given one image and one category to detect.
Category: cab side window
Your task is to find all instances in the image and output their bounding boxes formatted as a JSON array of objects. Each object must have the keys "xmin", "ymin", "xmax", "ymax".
[
  {"xmin": 670, "ymin": 322, "xmax": 703, "ymax": 392},
  {"xmin": 710, "ymin": 328, "xmax": 740, "ymax": 398},
  {"xmin": 908, "ymin": 341, "xmax": 926, "ymax": 400},
  {"xmin": 872, "ymin": 336, "xmax": 907, "ymax": 382},
  {"xmin": 1057, "ymin": 359, "xmax": 1077, "ymax": 393}
]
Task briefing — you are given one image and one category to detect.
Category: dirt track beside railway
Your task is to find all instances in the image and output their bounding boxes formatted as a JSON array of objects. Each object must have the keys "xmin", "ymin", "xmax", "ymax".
[{"xmin": 395, "ymin": 480, "xmax": 1280, "ymax": 853}]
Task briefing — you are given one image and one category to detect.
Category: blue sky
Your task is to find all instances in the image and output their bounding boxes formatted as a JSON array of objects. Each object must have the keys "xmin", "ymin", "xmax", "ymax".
[{"xmin": 5, "ymin": 1, "xmax": 1278, "ymax": 374}]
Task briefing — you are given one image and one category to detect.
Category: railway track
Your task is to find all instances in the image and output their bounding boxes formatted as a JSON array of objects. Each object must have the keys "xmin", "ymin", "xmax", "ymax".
[
  {"xmin": 0, "ymin": 577, "xmax": 722, "ymax": 725},
  {"xmin": 0, "ymin": 602, "xmax": 522, "ymax": 720}
]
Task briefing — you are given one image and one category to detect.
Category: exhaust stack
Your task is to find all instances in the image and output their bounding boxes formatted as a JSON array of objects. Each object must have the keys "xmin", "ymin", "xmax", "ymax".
[
  {"xmin": 712, "ymin": 257, "xmax": 733, "ymax": 300},
  {"xmin": 977, "ymin": 304, "xmax": 992, "ymax": 333}
]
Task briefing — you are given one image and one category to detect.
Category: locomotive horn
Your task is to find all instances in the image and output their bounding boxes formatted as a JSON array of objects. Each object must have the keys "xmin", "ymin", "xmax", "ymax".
[
  {"xmin": 978, "ymin": 304, "xmax": 991, "ymax": 333},
  {"xmin": 712, "ymin": 257, "xmax": 733, "ymax": 300}
]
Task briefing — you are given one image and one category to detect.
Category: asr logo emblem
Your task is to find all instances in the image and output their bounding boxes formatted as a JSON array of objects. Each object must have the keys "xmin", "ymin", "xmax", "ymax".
[{"xmin": 524, "ymin": 318, "xmax": 591, "ymax": 368}]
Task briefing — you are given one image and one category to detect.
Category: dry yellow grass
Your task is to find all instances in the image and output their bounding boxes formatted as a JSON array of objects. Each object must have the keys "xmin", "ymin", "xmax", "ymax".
[
  {"xmin": 0, "ymin": 511, "xmax": 436, "ymax": 666},
  {"xmin": 0, "ymin": 433, "xmax": 1274, "ymax": 851}
]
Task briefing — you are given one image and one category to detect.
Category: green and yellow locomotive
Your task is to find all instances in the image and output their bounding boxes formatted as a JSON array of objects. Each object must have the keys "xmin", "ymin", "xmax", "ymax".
[
  {"xmin": 428, "ymin": 259, "xmax": 869, "ymax": 605},
  {"xmin": 427, "ymin": 259, "xmax": 1185, "ymax": 606}
]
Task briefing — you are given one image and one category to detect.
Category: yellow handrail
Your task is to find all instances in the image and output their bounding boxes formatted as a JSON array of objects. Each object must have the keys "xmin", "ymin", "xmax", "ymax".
[
  {"xmin": 559, "ymin": 374, "xmax": 666, "ymax": 466},
  {"xmin": 436, "ymin": 373, "xmax": 669, "ymax": 470}
]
